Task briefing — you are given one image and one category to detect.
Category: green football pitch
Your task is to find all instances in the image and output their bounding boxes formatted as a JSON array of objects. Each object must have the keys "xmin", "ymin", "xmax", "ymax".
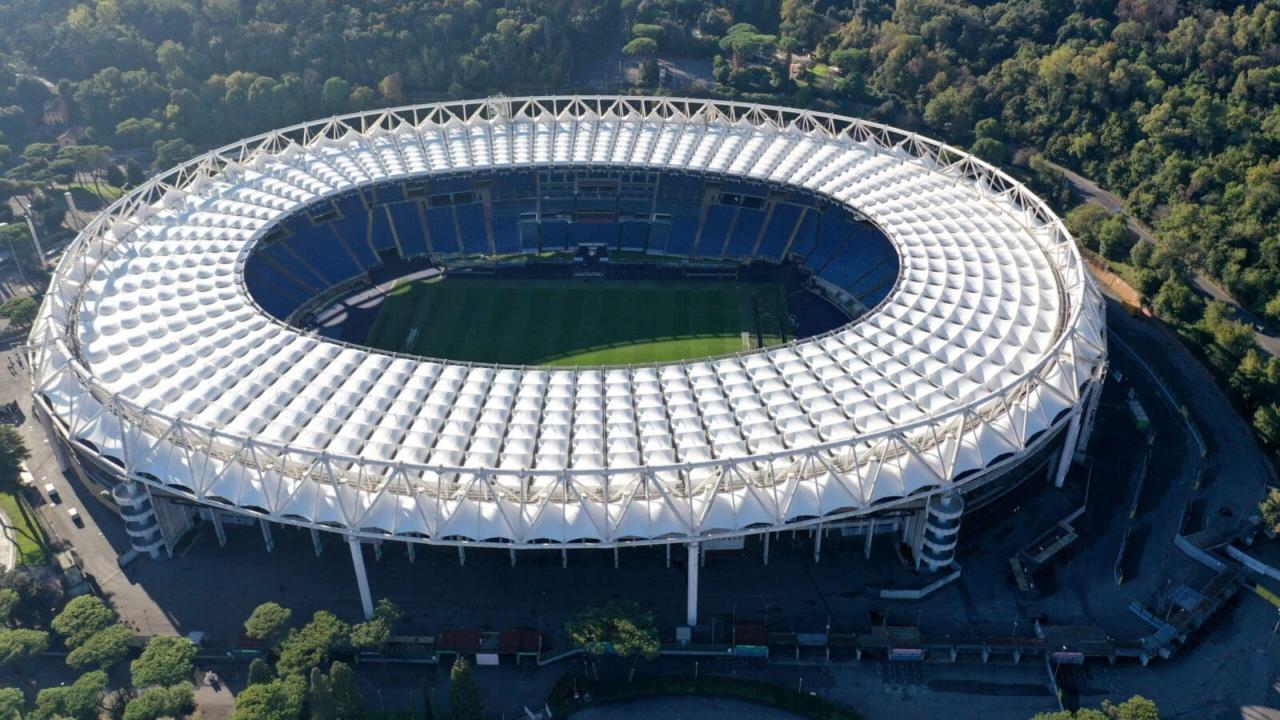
[{"xmin": 364, "ymin": 276, "xmax": 791, "ymax": 366}]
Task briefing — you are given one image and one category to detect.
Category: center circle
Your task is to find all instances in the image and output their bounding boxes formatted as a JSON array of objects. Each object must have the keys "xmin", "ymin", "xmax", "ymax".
[{"xmin": 242, "ymin": 168, "xmax": 899, "ymax": 367}]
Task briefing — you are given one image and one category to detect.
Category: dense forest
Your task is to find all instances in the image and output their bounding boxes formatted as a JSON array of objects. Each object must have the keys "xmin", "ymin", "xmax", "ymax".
[{"xmin": 0, "ymin": 0, "xmax": 1277, "ymax": 451}]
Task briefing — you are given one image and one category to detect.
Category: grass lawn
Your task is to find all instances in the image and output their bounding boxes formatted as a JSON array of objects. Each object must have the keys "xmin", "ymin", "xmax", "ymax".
[
  {"xmin": 65, "ymin": 182, "xmax": 124, "ymax": 203},
  {"xmin": 0, "ymin": 490, "xmax": 49, "ymax": 566},
  {"xmin": 365, "ymin": 276, "xmax": 790, "ymax": 366}
]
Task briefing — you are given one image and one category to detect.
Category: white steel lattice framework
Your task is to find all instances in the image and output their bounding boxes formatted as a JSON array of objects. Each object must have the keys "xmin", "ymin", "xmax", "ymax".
[{"xmin": 29, "ymin": 96, "xmax": 1107, "ymax": 551}]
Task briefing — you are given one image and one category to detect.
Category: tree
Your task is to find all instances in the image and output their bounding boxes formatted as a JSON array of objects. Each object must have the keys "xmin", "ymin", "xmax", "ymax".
[
  {"xmin": 328, "ymin": 661, "xmax": 362, "ymax": 719},
  {"xmin": 131, "ymin": 635, "xmax": 196, "ymax": 687},
  {"xmin": 0, "ymin": 628, "xmax": 49, "ymax": 668},
  {"xmin": 320, "ymin": 77, "xmax": 351, "ymax": 114},
  {"xmin": 0, "ymin": 687, "xmax": 23, "ymax": 720},
  {"xmin": 349, "ymin": 598, "xmax": 401, "ymax": 652},
  {"xmin": 0, "ymin": 589, "xmax": 17, "ymax": 626},
  {"xmin": 1065, "ymin": 203, "xmax": 1111, "ymax": 253},
  {"xmin": 1255, "ymin": 405, "xmax": 1280, "ymax": 453},
  {"xmin": 52, "ymin": 596, "xmax": 114, "ymax": 649},
  {"xmin": 565, "ymin": 600, "xmax": 660, "ymax": 681},
  {"xmin": 0, "ymin": 297, "xmax": 37, "ymax": 329},
  {"xmin": 718, "ymin": 24, "xmax": 776, "ymax": 71},
  {"xmin": 65, "ymin": 623, "xmax": 132, "ymax": 671},
  {"xmin": 125, "ymin": 158, "xmax": 145, "ymax": 186},
  {"xmin": 243, "ymin": 602, "xmax": 292, "ymax": 645},
  {"xmin": 151, "ymin": 138, "xmax": 195, "ymax": 171},
  {"xmin": 307, "ymin": 666, "xmax": 334, "ymax": 720},
  {"xmin": 969, "ymin": 137, "xmax": 1006, "ymax": 165},
  {"xmin": 448, "ymin": 657, "xmax": 482, "ymax": 720},
  {"xmin": 248, "ymin": 657, "xmax": 275, "ymax": 685},
  {"xmin": 31, "ymin": 670, "xmax": 106, "ymax": 720},
  {"xmin": 1152, "ymin": 278, "xmax": 1198, "ymax": 323},
  {"xmin": 275, "ymin": 611, "xmax": 348, "ymax": 677},
  {"xmin": 1032, "ymin": 695, "xmax": 1160, "ymax": 720},
  {"xmin": 622, "ymin": 37, "xmax": 658, "ymax": 58},
  {"xmin": 122, "ymin": 683, "xmax": 193, "ymax": 720},
  {"xmin": 104, "ymin": 163, "xmax": 124, "ymax": 188},
  {"xmin": 230, "ymin": 675, "xmax": 305, "ymax": 720}
]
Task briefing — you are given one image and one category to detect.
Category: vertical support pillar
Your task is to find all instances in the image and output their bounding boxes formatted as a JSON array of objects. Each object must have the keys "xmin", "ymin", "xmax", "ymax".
[
  {"xmin": 406, "ymin": 542, "xmax": 416, "ymax": 563},
  {"xmin": 210, "ymin": 511, "xmax": 227, "ymax": 548},
  {"xmin": 699, "ymin": 542, "xmax": 706, "ymax": 567},
  {"xmin": 310, "ymin": 528, "xmax": 323, "ymax": 557},
  {"xmin": 510, "ymin": 547, "xmax": 517, "ymax": 567},
  {"xmin": 864, "ymin": 519, "xmax": 874, "ymax": 559},
  {"xmin": 813, "ymin": 523, "xmax": 823, "ymax": 563},
  {"xmin": 686, "ymin": 542, "xmax": 699, "ymax": 627},
  {"xmin": 665, "ymin": 543, "xmax": 671, "ymax": 568},
  {"xmin": 1054, "ymin": 409, "xmax": 1083, "ymax": 488},
  {"xmin": 762, "ymin": 532, "xmax": 770, "ymax": 566},
  {"xmin": 561, "ymin": 547, "xmax": 567, "ymax": 568},
  {"xmin": 458, "ymin": 545, "xmax": 466, "ymax": 566},
  {"xmin": 348, "ymin": 537, "xmax": 375, "ymax": 620},
  {"xmin": 613, "ymin": 546, "xmax": 619, "ymax": 569},
  {"xmin": 260, "ymin": 519, "xmax": 274, "ymax": 553},
  {"xmin": 373, "ymin": 541, "xmax": 382, "ymax": 561}
]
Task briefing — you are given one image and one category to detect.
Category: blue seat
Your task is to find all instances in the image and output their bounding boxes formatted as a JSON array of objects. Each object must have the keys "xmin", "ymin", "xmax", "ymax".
[
  {"xmin": 388, "ymin": 202, "xmax": 429, "ymax": 257},
  {"xmin": 426, "ymin": 206, "xmax": 460, "ymax": 253},
  {"xmin": 456, "ymin": 203, "xmax": 489, "ymax": 255},
  {"xmin": 620, "ymin": 222, "xmax": 648, "ymax": 251},
  {"xmin": 724, "ymin": 208, "xmax": 763, "ymax": 258},
  {"xmin": 243, "ymin": 253, "xmax": 314, "ymax": 316},
  {"xmin": 369, "ymin": 206, "xmax": 399, "ymax": 258},
  {"xmin": 664, "ymin": 215, "xmax": 698, "ymax": 257},
  {"xmin": 757, "ymin": 204, "xmax": 801, "ymax": 261},
  {"xmin": 491, "ymin": 213, "xmax": 521, "ymax": 254},
  {"xmin": 698, "ymin": 205, "xmax": 734, "ymax": 256}
]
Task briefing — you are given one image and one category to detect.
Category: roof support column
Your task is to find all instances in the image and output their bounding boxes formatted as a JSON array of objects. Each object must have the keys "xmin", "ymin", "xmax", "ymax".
[
  {"xmin": 210, "ymin": 510, "xmax": 226, "ymax": 548},
  {"xmin": 686, "ymin": 541, "xmax": 699, "ymax": 627},
  {"xmin": 762, "ymin": 531, "xmax": 770, "ymax": 566},
  {"xmin": 458, "ymin": 545, "xmax": 466, "ymax": 566},
  {"xmin": 864, "ymin": 519, "xmax": 875, "ymax": 559},
  {"xmin": 1054, "ymin": 408, "xmax": 1083, "ymax": 488},
  {"xmin": 406, "ymin": 542, "xmax": 416, "ymax": 563},
  {"xmin": 260, "ymin": 519, "xmax": 274, "ymax": 553},
  {"xmin": 348, "ymin": 537, "xmax": 374, "ymax": 620},
  {"xmin": 813, "ymin": 523, "xmax": 823, "ymax": 563},
  {"xmin": 310, "ymin": 528, "xmax": 323, "ymax": 557},
  {"xmin": 561, "ymin": 548, "xmax": 567, "ymax": 568},
  {"xmin": 665, "ymin": 543, "xmax": 671, "ymax": 568},
  {"xmin": 613, "ymin": 546, "xmax": 619, "ymax": 569},
  {"xmin": 510, "ymin": 547, "xmax": 517, "ymax": 567}
]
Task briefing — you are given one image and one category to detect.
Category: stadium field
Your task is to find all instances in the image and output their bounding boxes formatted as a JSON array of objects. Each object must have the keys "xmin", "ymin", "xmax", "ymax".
[{"xmin": 365, "ymin": 276, "xmax": 791, "ymax": 366}]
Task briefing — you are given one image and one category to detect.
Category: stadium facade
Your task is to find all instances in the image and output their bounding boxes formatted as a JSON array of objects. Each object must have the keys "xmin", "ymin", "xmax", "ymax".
[{"xmin": 28, "ymin": 96, "xmax": 1106, "ymax": 622}]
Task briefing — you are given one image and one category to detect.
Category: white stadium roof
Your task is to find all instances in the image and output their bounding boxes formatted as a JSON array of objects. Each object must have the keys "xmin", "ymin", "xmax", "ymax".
[{"xmin": 30, "ymin": 96, "xmax": 1106, "ymax": 547}]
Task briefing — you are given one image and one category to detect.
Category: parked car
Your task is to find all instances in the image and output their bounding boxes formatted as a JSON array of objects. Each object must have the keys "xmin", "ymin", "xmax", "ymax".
[
  {"xmin": 44, "ymin": 483, "xmax": 60, "ymax": 504},
  {"xmin": 67, "ymin": 507, "xmax": 83, "ymax": 527}
]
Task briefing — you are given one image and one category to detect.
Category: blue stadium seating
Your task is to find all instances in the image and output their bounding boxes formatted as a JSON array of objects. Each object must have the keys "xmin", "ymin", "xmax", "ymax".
[
  {"xmin": 541, "ymin": 220, "xmax": 569, "ymax": 250},
  {"xmin": 569, "ymin": 222, "xmax": 617, "ymax": 247},
  {"xmin": 757, "ymin": 204, "xmax": 801, "ymax": 260},
  {"xmin": 456, "ymin": 203, "xmax": 489, "ymax": 254},
  {"xmin": 243, "ymin": 252, "xmax": 316, "ymax": 315},
  {"xmin": 699, "ymin": 205, "xmax": 734, "ymax": 256},
  {"xmin": 491, "ymin": 213, "xmax": 521, "ymax": 254},
  {"xmin": 388, "ymin": 202, "xmax": 429, "ymax": 257},
  {"xmin": 426, "ymin": 206, "xmax": 460, "ymax": 253},
  {"xmin": 519, "ymin": 221, "xmax": 541, "ymax": 252},
  {"xmin": 620, "ymin": 222, "xmax": 648, "ymax": 251},
  {"xmin": 724, "ymin": 208, "xmax": 764, "ymax": 258},
  {"xmin": 369, "ymin": 206, "xmax": 398, "ymax": 258},
  {"xmin": 664, "ymin": 215, "xmax": 698, "ymax": 256}
]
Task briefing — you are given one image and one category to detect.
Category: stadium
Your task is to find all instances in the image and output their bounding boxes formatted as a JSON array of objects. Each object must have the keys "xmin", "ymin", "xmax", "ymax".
[{"xmin": 27, "ymin": 96, "xmax": 1107, "ymax": 622}]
